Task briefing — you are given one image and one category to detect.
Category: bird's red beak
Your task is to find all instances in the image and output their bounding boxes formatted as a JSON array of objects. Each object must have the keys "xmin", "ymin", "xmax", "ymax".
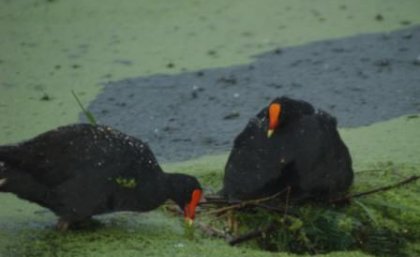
[
  {"xmin": 268, "ymin": 103, "xmax": 281, "ymax": 138},
  {"xmin": 184, "ymin": 189, "xmax": 203, "ymax": 226}
]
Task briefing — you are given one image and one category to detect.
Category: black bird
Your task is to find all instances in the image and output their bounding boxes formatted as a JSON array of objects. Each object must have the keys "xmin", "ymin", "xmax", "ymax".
[
  {"xmin": 0, "ymin": 124, "xmax": 203, "ymax": 230},
  {"xmin": 221, "ymin": 97, "xmax": 353, "ymax": 201}
]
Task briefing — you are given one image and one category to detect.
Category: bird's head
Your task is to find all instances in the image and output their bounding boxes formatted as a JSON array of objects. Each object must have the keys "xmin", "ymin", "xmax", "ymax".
[
  {"xmin": 266, "ymin": 97, "xmax": 315, "ymax": 138},
  {"xmin": 267, "ymin": 101, "xmax": 282, "ymax": 138},
  {"xmin": 168, "ymin": 174, "xmax": 204, "ymax": 226},
  {"xmin": 183, "ymin": 188, "xmax": 203, "ymax": 226}
]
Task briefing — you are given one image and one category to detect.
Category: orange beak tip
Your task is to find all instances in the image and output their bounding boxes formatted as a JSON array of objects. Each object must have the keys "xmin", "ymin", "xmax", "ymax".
[{"xmin": 267, "ymin": 129, "xmax": 274, "ymax": 138}]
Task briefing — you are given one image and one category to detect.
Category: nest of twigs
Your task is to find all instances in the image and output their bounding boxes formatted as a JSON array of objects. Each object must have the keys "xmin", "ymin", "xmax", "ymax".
[{"xmin": 166, "ymin": 173, "xmax": 420, "ymax": 257}]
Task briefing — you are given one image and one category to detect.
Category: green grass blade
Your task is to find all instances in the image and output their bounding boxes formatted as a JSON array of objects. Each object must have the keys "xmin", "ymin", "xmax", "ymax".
[
  {"xmin": 354, "ymin": 199, "xmax": 378, "ymax": 226},
  {"xmin": 363, "ymin": 199, "xmax": 418, "ymax": 212},
  {"xmin": 71, "ymin": 90, "xmax": 96, "ymax": 125}
]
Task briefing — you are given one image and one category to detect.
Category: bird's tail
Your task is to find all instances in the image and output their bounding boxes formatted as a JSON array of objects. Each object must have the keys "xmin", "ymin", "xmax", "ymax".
[
  {"xmin": 0, "ymin": 161, "xmax": 11, "ymax": 191},
  {"xmin": 0, "ymin": 156, "xmax": 6, "ymax": 190},
  {"xmin": 0, "ymin": 164, "xmax": 50, "ymax": 206},
  {"xmin": 0, "ymin": 145, "xmax": 20, "ymax": 191},
  {"xmin": 0, "ymin": 145, "xmax": 18, "ymax": 163},
  {"xmin": 0, "ymin": 145, "xmax": 50, "ymax": 205}
]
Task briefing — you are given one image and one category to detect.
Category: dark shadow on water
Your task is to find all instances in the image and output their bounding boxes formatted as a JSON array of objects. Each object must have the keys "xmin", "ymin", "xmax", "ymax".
[{"xmin": 84, "ymin": 26, "xmax": 420, "ymax": 162}]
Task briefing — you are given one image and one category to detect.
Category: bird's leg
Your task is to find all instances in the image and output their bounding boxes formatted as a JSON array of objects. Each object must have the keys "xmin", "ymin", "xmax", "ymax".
[
  {"xmin": 72, "ymin": 217, "xmax": 99, "ymax": 229},
  {"xmin": 56, "ymin": 218, "xmax": 71, "ymax": 232},
  {"xmin": 56, "ymin": 216, "xmax": 98, "ymax": 231},
  {"xmin": 227, "ymin": 210, "xmax": 239, "ymax": 235}
]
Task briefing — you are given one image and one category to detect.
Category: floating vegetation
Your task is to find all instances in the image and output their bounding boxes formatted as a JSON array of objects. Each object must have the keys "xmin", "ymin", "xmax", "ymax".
[
  {"xmin": 196, "ymin": 162, "xmax": 420, "ymax": 257},
  {"xmin": 231, "ymin": 202, "xmax": 411, "ymax": 256}
]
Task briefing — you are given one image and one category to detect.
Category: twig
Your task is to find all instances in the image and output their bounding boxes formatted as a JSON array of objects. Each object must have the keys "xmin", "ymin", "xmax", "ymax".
[
  {"xmin": 228, "ymin": 222, "xmax": 276, "ymax": 246},
  {"xmin": 283, "ymin": 186, "xmax": 291, "ymax": 217},
  {"xmin": 164, "ymin": 203, "xmax": 233, "ymax": 241},
  {"xmin": 252, "ymin": 203, "xmax": 287, "ymax": 213},
  {"xmin": 201, "ymin": 194, "xmax": 226, "ymax": 204},
  {"xmin": 204, "ymin": 189, "xmax": 289, "ymax": 216},
  {"xmin": 200, "ymin": 200, "xmax": 235, "ymax": 206},
  {"xmin": 330, "ymin": 175, "xmax": 420, "ymax": 204},
  {"xmin": 227, "ymin": 187, "xmax": 292, "ymax": 246}
]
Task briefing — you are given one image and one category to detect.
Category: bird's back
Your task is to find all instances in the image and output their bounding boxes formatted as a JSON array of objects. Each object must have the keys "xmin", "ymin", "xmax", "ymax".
[
  {"xmin": 1, "ymin": 124, "xmax": 161, "ymax": 185},
  {"xmin": 281, "ymin": 110, "xmax": 352, "ymax": 198}
]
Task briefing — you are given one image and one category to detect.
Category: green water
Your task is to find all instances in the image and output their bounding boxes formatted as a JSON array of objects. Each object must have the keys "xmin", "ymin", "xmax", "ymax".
[{"xmin": 1, "ymin": 0, "xmax": 420, "ymax": 143}]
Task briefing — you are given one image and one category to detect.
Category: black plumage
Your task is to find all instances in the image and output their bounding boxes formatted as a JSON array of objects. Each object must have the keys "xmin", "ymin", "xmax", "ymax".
[
  {"xmin": 221, "ymin": 97, "xmax": 353, "ymax": 201},
  {"xmin": 0, "ymin": 124, "xmax": 202, "ymax": 230}
]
